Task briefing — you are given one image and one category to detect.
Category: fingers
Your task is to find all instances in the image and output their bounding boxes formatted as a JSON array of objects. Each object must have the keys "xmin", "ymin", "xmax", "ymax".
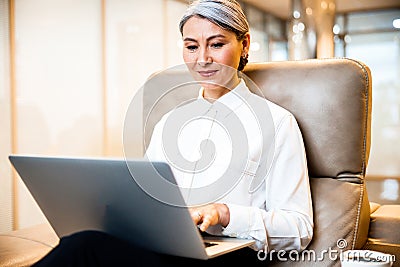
[
  {"xmin": 199, "ymin": 214, "xmax": 212, "ymax": 232},
  {"xmin": 190, "ymin": 210, "xmax": 203, "ymax": 225},
  {"xmin": 190, "ymin": 213, "xmax": 203, "ymax": 224},
  {"xmin": 190, "ymin": 206, "xmax": 219, "ymax": 232}
]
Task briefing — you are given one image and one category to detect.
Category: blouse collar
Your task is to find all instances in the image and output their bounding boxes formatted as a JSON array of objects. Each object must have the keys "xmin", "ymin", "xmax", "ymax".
[{"xmin": 198, "ymin": 79, "xmax": 251, "ymax": 111}]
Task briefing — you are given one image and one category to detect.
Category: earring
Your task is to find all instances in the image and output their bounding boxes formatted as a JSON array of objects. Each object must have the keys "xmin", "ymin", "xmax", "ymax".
[{"xmin": 238, "ymin": 54, "xmax": 249, "ymax": 71}]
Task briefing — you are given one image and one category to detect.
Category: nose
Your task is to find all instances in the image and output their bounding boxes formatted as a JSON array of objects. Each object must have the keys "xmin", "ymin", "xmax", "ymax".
[{"xmin": 197, "ymin": 47, "xmax": 212, "ymax": 67}]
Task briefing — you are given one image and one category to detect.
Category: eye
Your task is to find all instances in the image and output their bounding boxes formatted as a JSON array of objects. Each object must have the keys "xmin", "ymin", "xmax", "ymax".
[
  {"xmin": 211, "ymin": 42, "xmax": 224, "ymax": 48},
  {"xmin": 185, "ymin": 45, "xmax": 198, "ymax": 52}
]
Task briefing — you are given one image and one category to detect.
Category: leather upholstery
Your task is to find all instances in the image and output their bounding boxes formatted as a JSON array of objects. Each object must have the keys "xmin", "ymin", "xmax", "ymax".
[
  {"xmin": 368, "ymin": 205, "xmax": 400, "ymax": 245},
  {"xmin": 0, "ymin": 223, "xmax": 58, "ymax": 267},
  {"xmin": 242, "ymin": 59, "xmax": 371, "ymax": 180},
  {"xmin": 369, "ymin": 201, "xmax": 381, "ymax": 214},
  {"xmin": 242, "ymin": 58, "xmax": 372, "ymax": 266}
]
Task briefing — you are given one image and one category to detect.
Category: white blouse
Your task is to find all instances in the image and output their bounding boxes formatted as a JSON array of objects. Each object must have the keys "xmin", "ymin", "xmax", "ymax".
[{"xmin": 145, "ymin": 79, "xmax": 313, "ymax": 253}]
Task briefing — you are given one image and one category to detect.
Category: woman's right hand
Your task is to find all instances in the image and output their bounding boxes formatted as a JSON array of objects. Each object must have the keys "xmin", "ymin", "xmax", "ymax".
[{"xmin": 190, "ymin": 203, "xmax": 230, "ymax": 232}]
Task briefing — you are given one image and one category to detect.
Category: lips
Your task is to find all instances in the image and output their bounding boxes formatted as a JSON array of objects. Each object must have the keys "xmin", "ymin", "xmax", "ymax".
[{"xmin": 197, "ymin": 70, "xmax": 218, "ymax": 77}]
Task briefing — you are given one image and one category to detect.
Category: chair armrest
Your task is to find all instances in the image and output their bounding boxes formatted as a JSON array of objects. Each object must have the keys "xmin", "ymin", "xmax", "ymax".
[
  {"xmin": 368, "ymin": 204, "xmax": 400, "ymax": 245},
  {"xmin": 363, "ymin": 204, "xmax": 400, "ymax": 266},
  {"xmin": 0, "ymin": 223, "xmax": 59, "ymax": 267},
  {"xmin": 369, "ymin": 201, "xmax": 381, "ymax": 214}
]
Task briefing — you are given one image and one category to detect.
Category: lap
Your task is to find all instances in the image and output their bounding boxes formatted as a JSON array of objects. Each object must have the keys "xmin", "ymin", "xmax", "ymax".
[{"xmin": 33, "ymin": 230, "xmax": 261, "ymax": 267}]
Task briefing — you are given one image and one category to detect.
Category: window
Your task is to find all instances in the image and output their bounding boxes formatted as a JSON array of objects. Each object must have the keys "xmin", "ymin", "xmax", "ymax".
[{"xmin": 335, "ymin": 9, "xmax": 400, "ymax": 204}]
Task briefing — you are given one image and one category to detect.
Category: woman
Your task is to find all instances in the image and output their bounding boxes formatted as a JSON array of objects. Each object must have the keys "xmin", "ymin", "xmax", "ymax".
[{"xmin": 33, "ymin": 0, "xmax": 313, "ymax": 266}]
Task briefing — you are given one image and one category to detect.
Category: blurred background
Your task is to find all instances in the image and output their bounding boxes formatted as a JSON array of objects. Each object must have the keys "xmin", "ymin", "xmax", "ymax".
[{"xmin": 0, "ymin": 0, "xmax": 399, "ymax": 232}]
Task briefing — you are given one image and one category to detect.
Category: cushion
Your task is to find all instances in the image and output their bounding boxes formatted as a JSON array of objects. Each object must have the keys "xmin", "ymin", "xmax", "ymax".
[
  {"xmin": 368, "ymin": 205, "xmax": 400, "ymax": 245},
  {"xmin": 0, "ymin": 223, "xmax": 59, "ymax": 267}
]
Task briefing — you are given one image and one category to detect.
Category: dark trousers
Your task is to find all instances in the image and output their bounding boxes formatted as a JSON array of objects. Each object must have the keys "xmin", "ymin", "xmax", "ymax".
[{"xmin": 33, "ymin": 230, "xmax": 264, "ymax": 267}]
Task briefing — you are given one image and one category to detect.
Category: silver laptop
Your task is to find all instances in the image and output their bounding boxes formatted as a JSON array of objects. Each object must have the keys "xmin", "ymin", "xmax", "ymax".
[{"xmin": 8, "ymin": 154, "xmax": 255, "ymax": 260}]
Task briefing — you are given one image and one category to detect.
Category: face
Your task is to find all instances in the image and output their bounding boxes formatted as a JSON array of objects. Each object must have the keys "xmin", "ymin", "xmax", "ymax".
[{"xmin": 182, "ymin": 16, "xmax": 250, "ymax": 99}]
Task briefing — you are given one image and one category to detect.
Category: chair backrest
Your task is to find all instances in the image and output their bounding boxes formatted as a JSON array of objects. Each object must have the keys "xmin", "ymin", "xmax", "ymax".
[
  {"xmin": 140, "ymin": 58, "xmax": 372, "ymax": 266},
  {"xmin": 243, "ymin": 58, "xmax": 372, "ymax": 266},
  {"xmin": 243, "ymin": 58, "xmax": 371, "ymax": 180}
]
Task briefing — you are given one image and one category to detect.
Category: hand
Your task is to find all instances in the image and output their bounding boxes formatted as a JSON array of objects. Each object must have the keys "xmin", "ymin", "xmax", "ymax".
[{"xmin": 190, "ymin": 203, "xmax": 230, "ymax": 232}]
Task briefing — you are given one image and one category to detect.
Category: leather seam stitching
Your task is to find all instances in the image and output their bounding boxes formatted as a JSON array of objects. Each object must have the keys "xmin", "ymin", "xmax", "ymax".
[{"xmin": 342, "ymin": 58, "xmax": 369, "ymax": 250}]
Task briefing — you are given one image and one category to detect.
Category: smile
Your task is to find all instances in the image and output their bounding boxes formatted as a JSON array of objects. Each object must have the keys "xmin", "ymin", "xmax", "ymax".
[{"xmin": 197, "ymin": 70, "xmax": 218, "ymax": 77}]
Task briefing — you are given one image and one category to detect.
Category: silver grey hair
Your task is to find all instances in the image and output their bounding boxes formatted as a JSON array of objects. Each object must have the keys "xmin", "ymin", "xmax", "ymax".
[{"xmin": 179, "ymin": 0, "xmax": 249, "ymax": 41}]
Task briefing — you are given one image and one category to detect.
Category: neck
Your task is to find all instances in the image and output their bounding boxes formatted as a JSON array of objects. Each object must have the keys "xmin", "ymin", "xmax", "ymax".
[
  {"xmin": 203, "ymin": 87, "xmax": 230, "ymax": 102},
  {"xmin": 203, "ymin": 77, "xmax": 241, "ymax": 102}
]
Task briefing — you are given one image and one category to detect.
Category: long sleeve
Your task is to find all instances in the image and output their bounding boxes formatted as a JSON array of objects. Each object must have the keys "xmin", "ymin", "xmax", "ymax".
[{"xmin": 221, "ymin": 112, "xmax": 313, "ymax": 253}]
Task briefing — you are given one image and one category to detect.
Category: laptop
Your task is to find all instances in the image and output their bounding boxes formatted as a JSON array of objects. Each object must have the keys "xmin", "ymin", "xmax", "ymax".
[{"xmin": 8, "ymin": 154, "xmax": 255, "ymax": 260}]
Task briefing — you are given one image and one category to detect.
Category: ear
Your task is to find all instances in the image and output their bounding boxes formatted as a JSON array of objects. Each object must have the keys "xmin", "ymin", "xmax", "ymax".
[{"xmin": 241, "ymin": 33, "xmax": 250, "ymax": 56}]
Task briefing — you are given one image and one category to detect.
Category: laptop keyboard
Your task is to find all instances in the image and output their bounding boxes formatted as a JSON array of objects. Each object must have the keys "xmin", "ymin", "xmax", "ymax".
[{"xmin": 204, "ymin": 241, "xmax": 218, "ymax": 248}]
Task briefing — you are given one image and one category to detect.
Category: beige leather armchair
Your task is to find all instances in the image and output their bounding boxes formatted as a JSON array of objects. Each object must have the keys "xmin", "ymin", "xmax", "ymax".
[
  {"xmin": 1, "ymin": 58, "xmax": 399, "ymax": 267},
  {"xmin": 242, "ymin": 58, "xmax": 399, "ymax": 266}
]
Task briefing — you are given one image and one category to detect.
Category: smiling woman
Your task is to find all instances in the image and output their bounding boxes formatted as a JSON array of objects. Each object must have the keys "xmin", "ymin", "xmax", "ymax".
[{"xmin": 31, "ymin": 1, "xmax": 313, "ymax": 266}]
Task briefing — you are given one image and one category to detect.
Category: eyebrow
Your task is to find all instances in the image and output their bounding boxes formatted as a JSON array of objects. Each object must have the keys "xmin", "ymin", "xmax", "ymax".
[{"xmin": 183, "ymin": 34, "xmax": 226, "ymax": 43}]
